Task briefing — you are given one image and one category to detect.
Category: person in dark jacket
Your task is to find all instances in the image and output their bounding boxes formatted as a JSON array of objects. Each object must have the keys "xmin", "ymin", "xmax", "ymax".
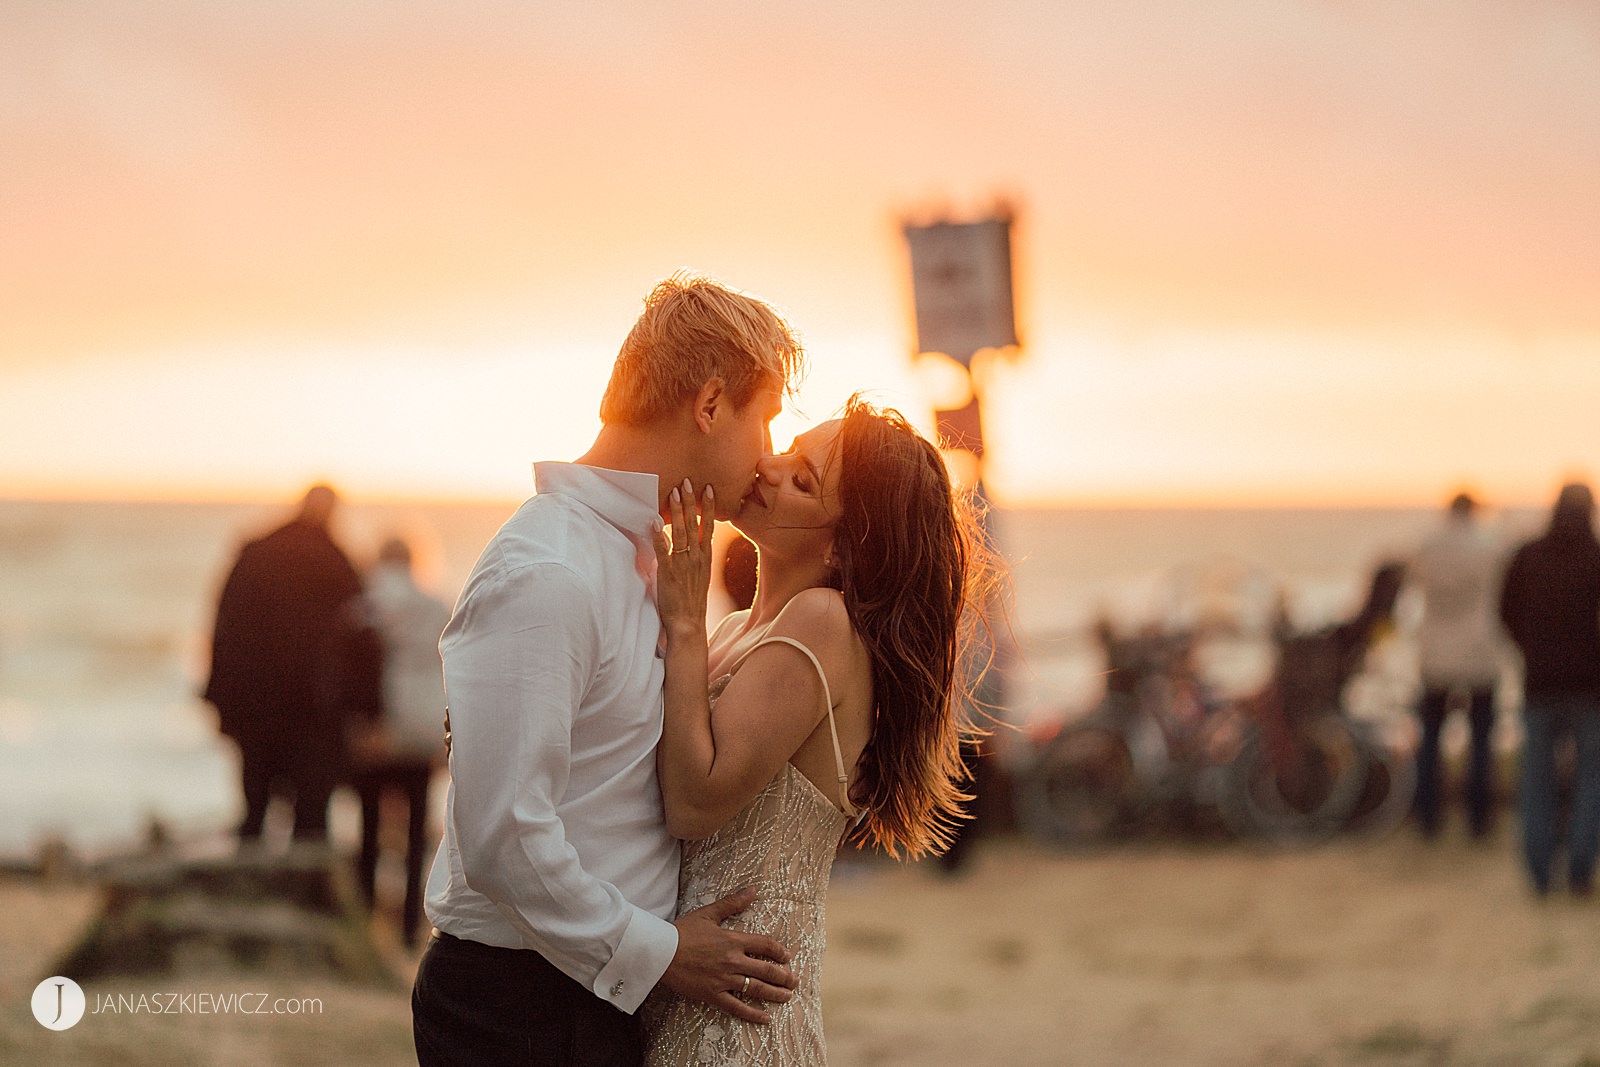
[
  {"xmin": 1498, "ymin": 481, "xmax": 1600, "ymax": 896},
  {"xmin": 204, "ymin": 484, "xmax": 369, "ymax": 844}
]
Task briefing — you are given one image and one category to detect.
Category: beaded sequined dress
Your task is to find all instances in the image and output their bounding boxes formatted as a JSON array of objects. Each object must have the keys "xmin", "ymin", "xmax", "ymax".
[{"xmin": 643, "ymin": 636, "xmax": 855, "ymax": 1067}]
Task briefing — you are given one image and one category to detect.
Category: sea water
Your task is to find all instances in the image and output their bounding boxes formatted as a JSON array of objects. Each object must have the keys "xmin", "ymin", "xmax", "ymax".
[{"xmin": 0, "ymin": 497, "xmax": 1547, "ymax": 861}]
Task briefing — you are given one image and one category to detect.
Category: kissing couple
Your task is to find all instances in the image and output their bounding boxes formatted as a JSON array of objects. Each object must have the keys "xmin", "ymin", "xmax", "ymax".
[{"xmin": 411, "ymin": 273, "xmax": 994, "ymax": 1067}]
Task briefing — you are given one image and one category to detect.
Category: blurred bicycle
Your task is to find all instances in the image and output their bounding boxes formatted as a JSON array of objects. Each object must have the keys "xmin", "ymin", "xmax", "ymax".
[{"xmin": 1016, "ymin": 562, "xmax": 1417, "ymax": 849}]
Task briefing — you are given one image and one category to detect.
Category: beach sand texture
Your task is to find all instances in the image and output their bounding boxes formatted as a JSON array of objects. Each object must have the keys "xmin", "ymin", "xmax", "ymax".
[{"xmin": 5, "ymin": 829, "xmax": 1600, "ymax": 1066}]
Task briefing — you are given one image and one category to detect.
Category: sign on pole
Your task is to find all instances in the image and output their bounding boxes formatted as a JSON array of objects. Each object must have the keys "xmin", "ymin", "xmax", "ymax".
[{"xmin": 904, "ymin": 217, "xmax": 1018, "ymax": 365}]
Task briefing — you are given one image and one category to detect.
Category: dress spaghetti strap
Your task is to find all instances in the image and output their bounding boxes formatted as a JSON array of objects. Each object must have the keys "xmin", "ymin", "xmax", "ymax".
[{"xmin": 729, "ymin": 635, "xmax": 857, "ymax": 818}]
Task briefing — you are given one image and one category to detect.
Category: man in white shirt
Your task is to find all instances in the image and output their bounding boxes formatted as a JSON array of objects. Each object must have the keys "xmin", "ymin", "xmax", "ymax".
[{"xmin": 412, "ymin": 274, "xmax": 806, "ymax": 1066}]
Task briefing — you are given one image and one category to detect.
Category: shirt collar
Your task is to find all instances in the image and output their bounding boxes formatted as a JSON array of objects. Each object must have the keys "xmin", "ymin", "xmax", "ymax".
[{"xmin": 532, "ymin": 462, "xmax": 661, "ymax": 540}]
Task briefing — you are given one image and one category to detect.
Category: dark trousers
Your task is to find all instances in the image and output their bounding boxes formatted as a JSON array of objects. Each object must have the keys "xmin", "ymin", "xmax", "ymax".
[
  {"xmin": 412, "ymin": 931, "xmax": 644, "ymax": 1067},
  {"xmin": 237, "ymin": 739, "xmax": 336, "ymax": 842},
  {"xmin": 1413, "ymin": 685, "xmax": 1497, "ymax": 838},
  {"xmin": 350, "ymin": 759, "xmax": 433, "ymax": 946},
  {"xmin": 1520, "ymin": 698, "xmax": 1600, "ymax": 894}
]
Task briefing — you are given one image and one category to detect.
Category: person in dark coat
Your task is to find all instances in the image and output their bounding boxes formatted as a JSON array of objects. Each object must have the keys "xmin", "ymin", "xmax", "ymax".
[
  {"xmin": 204, "ymin": 483, "xmax": 368, "ymax": 844},
  {"xmin": 1498, "ymin": 481, "xmax": 1600, "ymax": 896}
]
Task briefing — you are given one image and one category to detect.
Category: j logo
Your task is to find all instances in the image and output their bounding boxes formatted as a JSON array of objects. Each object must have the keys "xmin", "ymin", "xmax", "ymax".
[{"xmin": 31, "ymin": 976, "xmax": 85, "ymax": 1030}]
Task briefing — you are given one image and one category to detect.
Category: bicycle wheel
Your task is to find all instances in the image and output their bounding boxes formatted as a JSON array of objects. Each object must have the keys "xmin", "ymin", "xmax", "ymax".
[
  {"xmin": 1341, "ymin": 729, "xmax": 1418, "ymax": 839},
  {"xmin": 1219, "ymin": 716, "xmax": 1366, "ymax": 845},
  {"xmin": 1017, "ymin": 723, "xmax": 1138, "ymax": 849}
]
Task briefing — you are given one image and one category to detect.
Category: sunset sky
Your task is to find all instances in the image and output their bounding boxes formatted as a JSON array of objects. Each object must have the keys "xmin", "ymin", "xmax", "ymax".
[{"xmin": 5, "ymin": 1, "xmax": 1598, "ymax": 507}]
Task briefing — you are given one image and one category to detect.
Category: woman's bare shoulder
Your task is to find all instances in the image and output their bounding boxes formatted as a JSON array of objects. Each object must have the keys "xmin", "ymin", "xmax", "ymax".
[{"xmin": 768, "ymin": 588, "xmax": 868, "ymax": 676}]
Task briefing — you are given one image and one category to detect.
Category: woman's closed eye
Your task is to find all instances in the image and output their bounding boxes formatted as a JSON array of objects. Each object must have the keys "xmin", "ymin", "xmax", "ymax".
[{"xmin": 776, "ymin": 449, "xmax": 816, "ymax": 493}]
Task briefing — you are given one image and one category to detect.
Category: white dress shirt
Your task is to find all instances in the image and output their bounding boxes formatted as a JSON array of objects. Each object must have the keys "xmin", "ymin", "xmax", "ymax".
[{"xmin": 423, "ymin": 462, "xmax": 679, "ymax": 1014}]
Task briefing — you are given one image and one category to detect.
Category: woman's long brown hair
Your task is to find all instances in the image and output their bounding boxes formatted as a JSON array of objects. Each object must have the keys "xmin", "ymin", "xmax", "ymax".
[{"xmin": 828, "ymin": 396, "xmax": 996, "ymax": 859}]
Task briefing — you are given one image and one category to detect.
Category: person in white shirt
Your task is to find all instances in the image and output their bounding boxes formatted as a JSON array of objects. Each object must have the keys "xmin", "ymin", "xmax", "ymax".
[
  {"xmin": 347, "ymin": 535, "xmax": 454, "ymax": 949},
  {"xmin": 411, "ymin": 274, "xmax": 807, "ymax": 1067},
  {"xmin": 1408, "ymin": 491, "xmax": 1509, "ymax": 840}
]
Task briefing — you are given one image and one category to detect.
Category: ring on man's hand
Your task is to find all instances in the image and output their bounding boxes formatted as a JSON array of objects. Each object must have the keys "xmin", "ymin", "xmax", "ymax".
[
  {"xmin": 672, "ymin": 547, "xmax": 690, "ymax": 556},
  {"xmin": 740, "ymin": 975, "xmax": 750, "ymax": 997}
]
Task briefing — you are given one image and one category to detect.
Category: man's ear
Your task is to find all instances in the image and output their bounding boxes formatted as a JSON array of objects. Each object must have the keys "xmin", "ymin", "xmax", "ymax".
[{"xmin": 693, "ymin": 377, "xmax": 727, "ymax": 435}]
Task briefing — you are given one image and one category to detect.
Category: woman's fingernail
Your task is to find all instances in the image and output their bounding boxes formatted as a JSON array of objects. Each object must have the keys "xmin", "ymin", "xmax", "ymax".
[{"xmin": 670, "ymin": 487, "xmax": 680, "ymax": 503}]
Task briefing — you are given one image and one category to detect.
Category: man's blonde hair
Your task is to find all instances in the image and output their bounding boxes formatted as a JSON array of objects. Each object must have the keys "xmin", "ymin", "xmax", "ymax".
[{"xmin": 598, "ymin": 273, "xmax": 806, "ymax": 425}]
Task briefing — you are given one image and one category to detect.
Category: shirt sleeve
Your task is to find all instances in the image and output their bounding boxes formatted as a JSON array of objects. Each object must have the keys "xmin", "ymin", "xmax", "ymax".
[{"xmin": 440, "ymin": 557, "xmax": 678, "ymax": 1012}]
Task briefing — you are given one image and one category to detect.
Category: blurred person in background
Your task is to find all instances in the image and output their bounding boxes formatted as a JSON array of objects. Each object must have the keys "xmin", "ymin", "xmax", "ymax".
[
  {"xmin": 1407, "ymin": 491, "xmax": 1509, "ymax": 841},
  {"xmin": 1499, "ymin": 482, "xmax": 1600, "ymax": 897},
  {"xmin": 203, "ymin": 483, "xmax": 366, "ymax": 845},
  {"xmin": 721, "ymin": 533, "xmax": 759, "ymax": 611},
  {"xmin": 347, "ymin": 535, "xmax": 452, "ymax": 948}
]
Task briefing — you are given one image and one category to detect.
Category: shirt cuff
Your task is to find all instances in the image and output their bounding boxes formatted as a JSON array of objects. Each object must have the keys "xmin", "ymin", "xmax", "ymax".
[{"xmin": 592, "ymin": 905, "xmax": 679, "ymax": 1014}]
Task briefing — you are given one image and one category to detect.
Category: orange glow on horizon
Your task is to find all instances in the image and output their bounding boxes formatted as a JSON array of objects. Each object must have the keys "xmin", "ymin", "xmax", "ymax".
[{"xmin": 4, "ymin": 5, "xmax": 1597, "ymax": 510}]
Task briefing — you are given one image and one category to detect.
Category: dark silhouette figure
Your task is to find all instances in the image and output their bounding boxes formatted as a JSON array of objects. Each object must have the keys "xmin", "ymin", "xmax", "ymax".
[
  {"xmin": 1407, "ymin": 492, "xmax": 1508, "ymax": 840},
  {"xmin": 203, "ymin": 484, "xmax": 367, "ymax": 844},
  {"xmin": 1499, "ymin": 482, "xmax": 1600, "ymax": 897},
  {"xmin": 721, "ymin": 534, "xmax": 759, "ymax": 611},
  {"xmin": 347, "ymin": 536, "xmax": 452, "ymax": 947},
  {"xmin": 1273, "ymin": 560, "xmax": 1407, "ymax": 726}
]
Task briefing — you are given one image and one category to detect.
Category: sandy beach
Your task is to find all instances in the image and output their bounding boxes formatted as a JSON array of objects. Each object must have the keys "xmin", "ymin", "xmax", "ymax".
[
  {"xmin": 3, "ymin": 826, "xmax": 1598, "ymax": 1066},
  {"xmin": 825, "ymin": 832, "xmax": 1600, "ymax": 1066}
]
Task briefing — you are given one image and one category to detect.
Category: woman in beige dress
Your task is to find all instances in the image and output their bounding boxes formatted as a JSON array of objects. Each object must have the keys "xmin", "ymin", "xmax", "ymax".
[{"xmin": 643, "ymin": 398, "xmax": 991, "ymax": 1066}]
